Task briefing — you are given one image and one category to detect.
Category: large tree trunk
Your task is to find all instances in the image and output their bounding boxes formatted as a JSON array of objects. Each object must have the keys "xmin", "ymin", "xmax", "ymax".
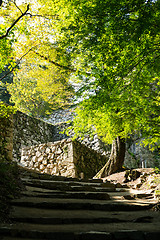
[{"xmin": 94, "ymin": 136, "xmax": 126, "ymax": 178}]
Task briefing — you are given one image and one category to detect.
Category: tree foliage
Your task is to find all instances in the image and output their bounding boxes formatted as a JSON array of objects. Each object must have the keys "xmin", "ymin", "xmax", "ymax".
[
  {"xmin": 48, "ymin": 0, "xmax": 160, "ymax": 150},
  {"xmin": 0, "ymin": 0, "xmax": 159, "ymax": 150},
  {"xmin": 7, "ymin": 58, "xmax": 73, "ymax": 117},
  {"xmin": 0, "ymin": 0, "xmax": 74, "ymax": 117}
]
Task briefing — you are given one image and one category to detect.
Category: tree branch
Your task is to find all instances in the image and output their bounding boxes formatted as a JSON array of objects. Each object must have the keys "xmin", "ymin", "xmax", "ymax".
[
  {"xmin": 0, "ymin": 46, "xmax": 37, "ymax": 81},
  {"xmin": 33, "ymin": 51, "xmax": 76, "ymax": 72},
  {"xmin": 0, "ymin": 4, "xmax": 29, "ymax": 40},
  {"xmin": 26, "ymin": 13, "xmax": 58, "ymax": 20},
  {"xmin": 13, "ymin": 0, "xmax": 23, "ymax": 14}
]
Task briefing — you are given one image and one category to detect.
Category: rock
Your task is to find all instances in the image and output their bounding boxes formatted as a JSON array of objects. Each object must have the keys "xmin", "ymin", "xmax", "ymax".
[
  {"xmin": 36, "ymin": 151, "xmax": 41, "ymax": 158},
  {"xmin": 57, "ymin": 148, "xmax": 62, "ymax": 154},
  {"xmin": 124, "ymin": 169, "xmax": 141, "ymax": 182},
  {"xmin": 24, "ymin": 162, "xmax": 29, "ymax": 167},
  {"xmin": 44, "ymin": 168, "xmax": 51, "ymax": 174},
  {"xmin": 42, "ymin": 160, "xmax": 48, "ymax": 166},
  {"xmin": 47, "ymin": 142, "xmax": 53, "ymax": 147},
  {"xmin": 67, "ymin": 164, "xmax": 75, "ymax": 170},
  {"xmin": 46, "ymin": 147, "xmax": 51, "ymax": 154},
  {"xmin": 115, "ymin": 183, "xmax": 123, "ymax": 188},
  {"xmin": 136, "ymin": 183, "xmax": 142, "ymax": 189},
  {"xmin": 39, "ymin": 145, "xmax": 45, "ymax": 153},
  {"xmin": 32, "ymin": 156, "xmax": 37, "ymax": 162},
  {"xmin": 122, "ymin": 194, "xmax": 135, "ymax": 200},
  {"xmin": 66, "ymin": 138, "xmax": 72, "ymax": 143},
  {"xmin": 51, "ymin": 146, "xmax": 56, "ymax": 152},
  {"xmin": 38, "ymin": 155, "xmax": 43, "ymax": 163},
  {"xmin": 40, "ymin": 164, "xmax": 45, "ymax": 170},
  {"xmin": 51, "ymin": 167, "xmax": 58, "ymax": 175},
  {"xmin": 48, "ymin": 153, "xmax": 54, "ymax": 159},
  {"xmin": 48, "ymin": 164, "xmax": 54, "ymax": 169},
  {"xmin": 28, "ymin": 162, "xmax": 34, "ymax": 168},
  {"xmin": 34, "ymin": 162, "xmax": 40, "ymax": 168},
  {"xmin": 21, "ymin": 156, "xmax": 27, "ymax": 161},
  {"xmin": 150, "ymin": 183, "xmax": 158, "ymax": 189}
]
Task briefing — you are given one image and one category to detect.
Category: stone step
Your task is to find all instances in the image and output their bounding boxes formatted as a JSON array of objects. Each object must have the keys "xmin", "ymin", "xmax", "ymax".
[
  {"xmin": 24, "ymin": 186, "xmax": 126, "ymax": 197},
  {"xmin": 10, "ymin": 216, "xmax": 128, "ymax": 225},
  {"xmin": 11, "ymin": 197, "xmax": 154, "ymax": 211},
  {"xmin": 21, "ymin": 179, "xmax": 119, "ymax": 193},
  {"xmin": 10, "ymin": 207, "xmax": 158, "ymax": 220},
  {"xmin": 23, "ymin": 182, "xmax": 117, "ymax": 192},
  {"xmin": 2, "ymin": 231, "xmax": 160, "ymax": 240},
  {"xmin": 1, "ymin": 223, "xmax": 160, "ymax": 239},
  {"xmin": 22, "ymin": 189, "xmax": 154, "ymax": 202},
  {"xmin": 21, "ymin": 177, "xmax": 105, "ymax": 186},
  {"xmin": 21, "ymin": 178, "xmax": 116, "ymax": 189},
  {"xmin": 22, "ymin": 191, "xmax": 111, "ymax": 200},
  {"xmin": 10, "ymin": 207, "xmax": 157, "ymax": 225},
  {"xmin": 19, "ymin": 167, "xmax": 104, "ymax": 184},
  {"xmin": 2, "ymin": 238, "xmax": 45, "ymax": 240}
]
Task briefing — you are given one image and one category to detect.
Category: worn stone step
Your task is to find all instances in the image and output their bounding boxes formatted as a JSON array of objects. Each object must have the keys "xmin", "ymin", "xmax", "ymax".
[
  {"xmin": 2, "ymin": 238, "xmax": 45, "ymax": 240},
  {"xmin": 22, "ymin": 190, "xmax": 112, "ymax": 200},
  {"xmin": 0, "ymin": 227, "xmax": 75, "ymax": 239},
  {"xmin": 1, "ymin": 222, "xmax": 160, "ymax": 238},
  {"xmin": 19, "ymin": 168, "xmax": 104, "ymax": 184},
  {"xmin": 11, "ymin": 197, "xmax": 154, "ymax": 211},
  {"xmin": 11, "ymin": 216, "xmax": 128, "ymax": 224},
  {"xmin": 21, "ymin": 178, "xmax": 115, "ymax": 187},
  {"xmin": 21, "ymin": 178, "xmax": 116, "ymax": 191},
  {"xmin": 10, "ymin": 208, "xmax": 133, "ymax": 225},
  {"xmin": 10, "ymin": 207, "xmax": 158, "ymax": 221},
  {"xmin": 22, "ymin": 189, "xmax": 154, "ymax": 202},
  {"xmin": 2, "ymin": 231, "xmax": 160, "ymax": 240},
  {"xmin": 25, "ymin": 185, "xmax": 117, "ymax": 194},
  {"xmin": 24, "ymin": 183, "xmax": 116, "ymax": 193}
]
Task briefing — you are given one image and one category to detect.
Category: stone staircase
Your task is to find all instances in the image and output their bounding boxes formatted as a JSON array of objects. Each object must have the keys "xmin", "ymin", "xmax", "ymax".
[{"xmin": 0, "ymin": 168, "xmax": 160, "ymax": 240}]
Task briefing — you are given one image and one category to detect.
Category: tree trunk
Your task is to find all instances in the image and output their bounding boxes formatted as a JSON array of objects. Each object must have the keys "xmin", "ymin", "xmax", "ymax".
[{"xmin": 94, "ymin": 136, "xmax": 126, "ymax": 178}]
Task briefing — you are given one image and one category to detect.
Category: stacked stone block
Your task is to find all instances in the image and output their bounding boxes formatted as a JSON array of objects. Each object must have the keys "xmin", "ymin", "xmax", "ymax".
[
  {"xmin": 21, "ymin": 139, "xmax": 76, "ymax": 178},
  {"xmin": 21, "ymin": 139, "xmax": 107, "ymax": 179}
]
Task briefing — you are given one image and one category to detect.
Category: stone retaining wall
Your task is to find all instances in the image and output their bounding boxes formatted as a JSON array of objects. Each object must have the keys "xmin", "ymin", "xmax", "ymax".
[
  {"xmin": 1, "ymin": 107, "xmax": 159, "ymax": 170},
  {"xmin": 13, "ymin": 111, "xmax": 70, "ymax": 162},
  {"xmin": 0, "ymin": 115, "xmax": 13, "ymax": 162},
  {"xmin": 13, "ymin": 111, "xmax": 110, "ymax": 162},
  {"xmin": 21, "ymin": 139, "xmax": 107, "ymax": 179},
  {"xmin": 1, "ymin": 108, "xmax": 108, "ymax": 164},
  {"xmin": 44, "ymin": 108, "xmax": 75, "ymax": 125}
]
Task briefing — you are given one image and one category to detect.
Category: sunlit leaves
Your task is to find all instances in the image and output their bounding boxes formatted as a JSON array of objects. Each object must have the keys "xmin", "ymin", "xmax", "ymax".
[
  {"xmin": 0, "ymin": 101, "xmax": 16, "ymax": 118},
  {"xmin": 0, "ymin": 0, "xmax": 159, "ymax": 150},
  {"xmin": 49, "ymin": 0, "xmax": 160, "ymax": 150},
  {"xmin": 0, "ymin": 0, "xmax": 74, "ymax": 117},
  {"xmin": 7, "ymin": 56, "xmax": 73, "ymax": 117}
]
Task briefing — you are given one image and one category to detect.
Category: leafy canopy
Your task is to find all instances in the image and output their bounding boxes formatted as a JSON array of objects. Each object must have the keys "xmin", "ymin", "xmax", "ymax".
[
  {"xmin": 48, "ymin": 0, "xmax": 160, "ymax": 149},
  {"xmin": 7, "ymin": 57, "xmax": 73, "ymax": 117},
  {"xmin": 0, "ymin": 0, "xmax": 159, "ymax": 149},
  {"xmin": 0, "ymin": 0, "xmax": 73, "ymax": 117}
]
